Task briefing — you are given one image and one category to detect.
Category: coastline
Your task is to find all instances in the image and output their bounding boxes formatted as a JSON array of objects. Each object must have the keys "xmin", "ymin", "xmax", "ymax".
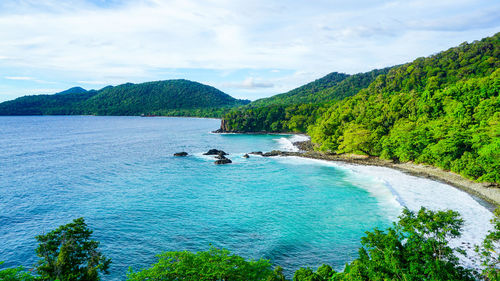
[
  {"xmin": 254, "ymin": 138, "xmax": 500, "ymax": 207},
  {"xmin": 296, "ymin": 151, "xmax": 499, "ymax": 208}
]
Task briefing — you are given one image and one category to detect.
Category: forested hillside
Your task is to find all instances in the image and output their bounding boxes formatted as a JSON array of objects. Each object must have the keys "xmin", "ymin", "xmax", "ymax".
[
  {"xmin": 221, "ymin": 68, "xmax": 391, "ymax": 132},
  {"xmin": 222, "ymin": 32, "xmax": 500, "ymax": 183},
  {"xmin": 0, "ymin": 80, "xmax": 250, "ymax": 117},
  {"xmin": 250, "ymin": 72, "xmax": 349, "ymax": 106},
  {"xmin": 0, "ymin": 89, "xmax": 99, "ymax": 115},
  {"xmin": 251, "ymin": 68, "xmax": 391, "ymax": 106}
]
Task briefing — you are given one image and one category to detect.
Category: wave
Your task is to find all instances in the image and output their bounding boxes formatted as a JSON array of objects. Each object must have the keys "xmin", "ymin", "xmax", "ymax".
[
  {"xmin": 274, "ymin": 156, "xmax": 493, "ymax": 269},
  {"xmin": 274, "ymin": 134, "xmax": 310, "ymax": 152}
]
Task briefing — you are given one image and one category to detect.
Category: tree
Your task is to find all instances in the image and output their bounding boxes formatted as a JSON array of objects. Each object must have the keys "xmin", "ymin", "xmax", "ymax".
[
  {"xmin": 127, "ymin": 246, "xmax": 284, "ymax": 281},
  {"xmin": 476, "ymin": 208, "xmax": 500, "ymax": 280},
  {"xmin": 0, "ymin": 262, "xmax": 34, "ymax": 281},
  {"xmin": 337, "ymin": 124, "xmax": 372, "ymax": 155},
  {"xmin": 333, "ymin": 207, "xmax": 475, "ymax": 281},
  {"xmin": 293, "ymin": 264, "xmax": 334, "ymax": 281},
  {"xmin": 35, "ymin": 218, "xmax": 111, "ymax": 281}
]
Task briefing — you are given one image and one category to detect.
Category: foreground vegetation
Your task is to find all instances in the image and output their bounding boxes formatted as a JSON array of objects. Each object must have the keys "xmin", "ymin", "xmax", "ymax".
[
  {"xmin": 1, "ymin": 207, "xmax": 498, "ymax": 280},
  {"xmin": 221, "ymin": 33, "xmax": 500, "ymax": 184}
]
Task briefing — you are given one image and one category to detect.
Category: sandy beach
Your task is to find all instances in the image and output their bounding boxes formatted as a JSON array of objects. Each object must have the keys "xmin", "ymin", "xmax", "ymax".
[{"xmin": 277, "ymin": 141, "xmax": 500, "ymax": 207}]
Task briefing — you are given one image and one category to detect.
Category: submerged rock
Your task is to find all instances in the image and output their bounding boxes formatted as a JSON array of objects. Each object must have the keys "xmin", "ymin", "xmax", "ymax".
[
  {"xmin": 174, "ymin": 152, "xmax": 188, "ymax": 157},
  {"xmin": 243, "ymin": 154, "xmax": 250, "ymax": 158},
  {"xmin": 250, "ymin": 151, "xmax": 263, "ymax": 156},
  {"xmin": 214, "ymin": 158, "xmax": 232, "ymax": 165},
  {"xmin": 203, "ymin": 149, "xmax": 228, "ymax": 156}
]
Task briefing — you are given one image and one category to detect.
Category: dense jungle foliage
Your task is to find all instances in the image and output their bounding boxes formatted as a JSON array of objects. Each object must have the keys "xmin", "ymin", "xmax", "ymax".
[
  {"xmin": 251, "ymin": 68, "xmax": 391, "ymax": 107},
  {"xmin": 0, "ymin": 80, "xmax": 249, "ymax": 117},
  {"xmin": 222, "ymin": 68, "xmax": 392, "ymax": 133},
  {"xmin": 223, "ymin": 33, "xmax": 500, "ymax": 184},
  {"xmin": 2, "ymin": 207, "xmax": 498, "ymax": 280}
]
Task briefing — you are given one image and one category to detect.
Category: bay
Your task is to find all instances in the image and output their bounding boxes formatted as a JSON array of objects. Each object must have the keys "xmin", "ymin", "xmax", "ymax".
[{"xmin": 0, "ymin": 116, "xmax": 491, "ymax": 279}]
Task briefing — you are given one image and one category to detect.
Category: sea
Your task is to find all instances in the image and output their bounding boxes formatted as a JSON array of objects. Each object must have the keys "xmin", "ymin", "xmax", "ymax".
[{"xmin": 0, "ymin": 116, "xmax": 493, "ymax": 280}]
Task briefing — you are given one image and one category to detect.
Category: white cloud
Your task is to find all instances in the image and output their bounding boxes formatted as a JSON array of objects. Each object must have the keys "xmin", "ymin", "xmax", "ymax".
[
  {"xmin": 27, "ymin": 88, "xmax": 64, "ymax": 94},
  {"xmin": 76, "ymin": 80, "xmax": 107, "ymax": 85},
  {"xmin": 4, "ymin": 76, "xmax": 33, "ymax": 80},
  {"xmin": 0, "ymin": 0, "xmax": 498, "ymax": 100},
  {"xmin": 222, "ymin": 77, "xmax": 274, "ymax": 89}
]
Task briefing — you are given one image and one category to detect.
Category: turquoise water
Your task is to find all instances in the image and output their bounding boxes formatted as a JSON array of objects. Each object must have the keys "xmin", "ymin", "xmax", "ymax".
[{"xmin": 0, "ymin": 116, "xmax": 400, "ymax": 279}]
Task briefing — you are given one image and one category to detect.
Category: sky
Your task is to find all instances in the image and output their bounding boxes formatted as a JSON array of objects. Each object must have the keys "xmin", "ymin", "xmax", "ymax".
[{"xmin": 0, "ymin": 0, "xmax": 499, "ymax": 102}]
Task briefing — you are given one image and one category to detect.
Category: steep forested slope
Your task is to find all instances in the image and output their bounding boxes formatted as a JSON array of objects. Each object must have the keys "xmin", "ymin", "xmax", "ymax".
[
  {"xmin": 223, "ymin": 32, "xmax": 500, "ymax": 183},
  {"xmin": 310, "ymin": 33, "xmax": 499, "ymax": 183},
  {"xmin": 251, "ymin": 68, "xmax": 390, "ymax": 106},
  {"xmin": 0, "ymin": 79, "xmax": 249, "ymax": 117},
  {"xmin": 221, "ymin": 68, "xmax": 391, "ymax": 132},
  {"xmin": 250, "ymin": 72, "xmax": 349, "ymax": 106}
]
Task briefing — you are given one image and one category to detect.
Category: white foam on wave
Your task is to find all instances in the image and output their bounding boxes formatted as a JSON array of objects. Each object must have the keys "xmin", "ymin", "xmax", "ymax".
[
  {"xmin": 275, "ymin": 156, "xmax": 493, "ymax": 268},
  {"xmin": 277, "ymin": 156, "xmax": 402, "ymax": 219},
  {"xmin": 274, "ymin": 134, "xmax": 310, "ymax": 152}
]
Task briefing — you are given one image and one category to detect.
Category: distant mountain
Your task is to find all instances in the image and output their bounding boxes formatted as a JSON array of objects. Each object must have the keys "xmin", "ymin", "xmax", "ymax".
[
  {"xmin": 249, "ymin": 68, "xmax": 391, "ymax": 107},
  {"xmin": 0, "ymin": 79, "xmax": 250, "ymax": 117},
  {"xmin": 55, "ymin": 87, "xmax": 88, "ymax": 95}
]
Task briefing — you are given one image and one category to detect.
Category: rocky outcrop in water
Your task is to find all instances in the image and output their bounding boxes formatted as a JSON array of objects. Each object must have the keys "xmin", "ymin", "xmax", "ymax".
[
  {"xmin": 204, "ymin": 149, "xmax": 228, "ymax": 156},
  {"xmin": 215, "ymin": 152, "xmax": 227, "ymax": 159},
  {"xmin": 214, "ymin": 158, "xmax": 232, "ymax": 164},
  {"xmin": 212, "ymin": 119, "xmax": 229, "ymax": 133},
  {"xmin": 174, "ymin": 152, "xmax": 188, "ymax": 156},
  {"xmin": 262, "ymin": 150, "xmax": 293, "ymax": 157},
  {"xmin": 243, "ymin": 154, "xmax": 249, "ymax": 158},
  {"xmin": 202, "ymin": 149, "xmax": 232, "ymax": 164}
]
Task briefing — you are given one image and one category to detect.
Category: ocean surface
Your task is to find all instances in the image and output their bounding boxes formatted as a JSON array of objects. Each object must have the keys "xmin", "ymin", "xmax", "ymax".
[{"xmin": 0, "ymin": 116, "xmax": 493, "ymax": 279}]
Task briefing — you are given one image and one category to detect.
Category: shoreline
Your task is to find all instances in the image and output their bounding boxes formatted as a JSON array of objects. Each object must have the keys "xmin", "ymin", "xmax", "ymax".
[
  {"xmin": 214, "ymin": 131, "xmax": 307, "ymax": 135},
  {"xmin": 295, "ymin": 151, "xmax": 499, "ymax": 208},
  {"xmin": 254, "ymin": 139, "xmax": 500, "ymax": 207}
]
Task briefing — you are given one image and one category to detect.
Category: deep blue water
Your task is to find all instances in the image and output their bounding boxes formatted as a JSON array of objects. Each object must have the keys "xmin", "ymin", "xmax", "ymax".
[{"xmin": 0, "ymin": 116, "xmax": 396, "ymax": 279}]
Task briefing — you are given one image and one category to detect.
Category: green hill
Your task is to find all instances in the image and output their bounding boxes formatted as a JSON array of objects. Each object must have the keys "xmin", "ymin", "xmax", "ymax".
[
  {"xmin": 310, "ymin": 32, "xmax": 499, "ymax": 183},
  {"xmin": 219, "ymin": 68, "xmax": 391, "ymax": 133},
  {"xmin": 250, "ymin": 68, "xmax": 391, "ymax": 107},
  {"xmin": 0, "ymin": 79, "xmax": 249, "ymax": 117},
  {"xmin": 250, "ymin": 72, "xmax": 349, "ymax": 106},
  {"xmin": 222, "ymin": 32, "xmax": 500, "ymax": 183}
]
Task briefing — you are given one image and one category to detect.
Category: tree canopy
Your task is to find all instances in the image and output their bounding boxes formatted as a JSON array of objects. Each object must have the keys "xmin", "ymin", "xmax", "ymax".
[
  {"xmin": 35, "ymin": 218, "xmax": 111, "ymax": 281},
  {"xmin": 126, "ymin": 247, "xmax": 285, "ymax": 281}
]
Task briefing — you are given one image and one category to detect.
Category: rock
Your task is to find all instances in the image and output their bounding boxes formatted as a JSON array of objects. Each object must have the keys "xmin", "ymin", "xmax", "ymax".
[
  {"xmin": 243, "ymin": 154, "xmax": 249, "ymax": 158},
  {"xmin": 203, "ymin": 149, "xmax": 228, "ymax": 156},
  {"xmin": 261, "ymin": 150, "xmax": 297, "ymax": 157},
  {"xmin": 215, "ymin": 153, "xmax": 227, "ymax": 160},
  {"xmin": 174, "ymin": 152, "xmax": 188, "ymax": 157},
  {"xmin": 293, "ymin": 140, "xmax": 313, "ymax": 151},
  {"xmin": 212, "ymin": 119, "xmax": 229, "ymax": 133},
  {"xmin": 262, "ymin": 150, "xmax": 284, "ymax": 157},
  {"xmin": 250, "ymin": 151, "xmax": 263, "ymax": 156},
  {"xmin": 214, "ymin": 158, "xmax": 232, "ymax": 165}
]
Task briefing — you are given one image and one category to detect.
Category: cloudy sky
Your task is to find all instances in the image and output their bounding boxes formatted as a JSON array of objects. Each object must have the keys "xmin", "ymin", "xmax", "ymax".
[{"xmin": 0, "ymin": 0, "xmax": 499, "ymax": 102}]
